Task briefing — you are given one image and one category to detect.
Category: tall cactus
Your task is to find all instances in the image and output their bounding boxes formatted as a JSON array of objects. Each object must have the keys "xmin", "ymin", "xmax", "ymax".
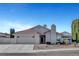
[{"xmin": 72, "ymin": 19, "xmax": 79, "ymax": 43}]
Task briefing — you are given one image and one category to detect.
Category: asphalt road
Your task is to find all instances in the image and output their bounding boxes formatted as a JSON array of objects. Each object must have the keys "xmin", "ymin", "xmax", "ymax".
[{"xmin": 0, "ymin": 50, "xmax": 79, "ymax": 56}]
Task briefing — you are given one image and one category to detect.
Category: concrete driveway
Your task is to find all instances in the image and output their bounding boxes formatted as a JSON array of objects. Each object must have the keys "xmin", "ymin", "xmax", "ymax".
[{"xmin": 0, "ymin": 44, "xmax": 34, "ymax": 53}]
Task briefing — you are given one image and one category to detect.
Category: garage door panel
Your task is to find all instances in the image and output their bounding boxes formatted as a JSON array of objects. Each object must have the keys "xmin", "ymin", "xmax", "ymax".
[{"xmin": 16, "ymin": 38, "xmax": 35, "ymax": 44}]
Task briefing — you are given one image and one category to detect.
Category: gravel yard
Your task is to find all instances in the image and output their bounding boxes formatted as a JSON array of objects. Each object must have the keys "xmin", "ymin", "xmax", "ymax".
[{"xmin": 34, "ymin": 44, "xmax": 79, "ymax": 50}]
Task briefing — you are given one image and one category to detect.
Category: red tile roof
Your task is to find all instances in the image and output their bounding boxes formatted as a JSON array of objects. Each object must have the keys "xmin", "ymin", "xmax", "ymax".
[
  {"xmin": 15, "ymin": 25, "xmax": 50, "ymax": 34},
  {"xmin": 15, "ymin": 28, "xmax": 41, "ymax": 34}
]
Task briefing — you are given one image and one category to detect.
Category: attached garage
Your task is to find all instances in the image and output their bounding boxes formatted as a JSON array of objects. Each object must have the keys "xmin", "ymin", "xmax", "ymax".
[{"xmin": 14, "ymin": 30, "xmax": 40, "ymax": 44}]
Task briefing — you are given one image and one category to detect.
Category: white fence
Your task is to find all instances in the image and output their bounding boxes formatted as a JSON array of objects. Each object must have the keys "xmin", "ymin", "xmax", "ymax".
[{"xmin": 0, "ymin": 38, "xmax": 16, "ymax": 44}]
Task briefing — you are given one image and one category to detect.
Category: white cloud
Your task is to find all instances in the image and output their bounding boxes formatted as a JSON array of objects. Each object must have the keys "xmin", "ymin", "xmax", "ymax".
[{"xmin": 0, "ymin": 20, "xmax": 32, "ymax": 33}]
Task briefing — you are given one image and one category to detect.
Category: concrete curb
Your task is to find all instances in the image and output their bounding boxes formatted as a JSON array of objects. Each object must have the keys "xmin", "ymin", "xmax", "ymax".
[{"xmin": 33, "ymin": 48, "xmax": 79, "ymax": 53}]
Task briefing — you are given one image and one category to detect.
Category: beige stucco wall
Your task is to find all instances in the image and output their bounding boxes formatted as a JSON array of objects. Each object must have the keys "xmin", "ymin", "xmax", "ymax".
[
  {"xmin": 45, "ymin": 32, "xmax": 51, "ymax": 42},
  {"xmin": 0, "ymin": 32, "xmax": 40, "ymax": 44}
]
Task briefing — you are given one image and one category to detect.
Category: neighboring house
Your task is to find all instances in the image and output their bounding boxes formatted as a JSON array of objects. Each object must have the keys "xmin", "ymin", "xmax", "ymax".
[
  {"xmin": 61, "ymin": 31, "xmax": 72, "ymax": 44},
  {"xmin": 62, "ymin": 31, "xmax": 71, "ymax": 36},
  {"xmin": 14, "ymin": 25, "xmax": 57, "ymax": 44},
  {"xmin": 0, "ymin": 33, "xmax": 10, "ymax": 38},
  {"xmin": 56, "ymin": 32, "xmax": 64, "ymax": 44},
  {"xmin": 0, "ymin": 33, "xmax": 15, "ymax": 44},
  {"xmin": 56, "ymin": 31, "xmax": 72, "ymax": 44}
]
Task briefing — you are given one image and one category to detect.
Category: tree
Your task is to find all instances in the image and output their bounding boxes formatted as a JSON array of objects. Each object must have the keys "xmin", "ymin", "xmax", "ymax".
[{"xmin": 10, "ymin": 28, "xmax": 15, "ymax": 38}]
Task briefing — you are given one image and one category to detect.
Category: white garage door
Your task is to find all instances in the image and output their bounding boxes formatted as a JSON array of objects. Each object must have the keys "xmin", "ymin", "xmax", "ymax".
[{"xmin": 16, "ymin": 34, "xmax": 36, "ymax": 44}]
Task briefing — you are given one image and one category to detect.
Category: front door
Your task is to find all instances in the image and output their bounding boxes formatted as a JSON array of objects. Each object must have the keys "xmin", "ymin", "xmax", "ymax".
[{"xmin": 40, "ymin": 35, "xmax": 46, "ymax": 44}]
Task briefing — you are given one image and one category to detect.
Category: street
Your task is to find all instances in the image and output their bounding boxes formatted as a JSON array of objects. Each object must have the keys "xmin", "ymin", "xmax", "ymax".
[{"xmin": 0, "ymin": 50, "xmax": 79, "ymax": 56}]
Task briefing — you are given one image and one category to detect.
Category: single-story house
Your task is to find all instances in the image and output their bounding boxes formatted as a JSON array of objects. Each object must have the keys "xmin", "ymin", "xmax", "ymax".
[{"xmin": 14, "ymin": 25, "xmax": 57, "ymax": 44}]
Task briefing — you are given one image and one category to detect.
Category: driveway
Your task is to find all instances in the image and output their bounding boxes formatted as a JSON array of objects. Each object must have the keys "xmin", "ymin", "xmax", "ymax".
[{"xmin": 0, "ymin": 44, "xmax": 34, "ymax": 53}]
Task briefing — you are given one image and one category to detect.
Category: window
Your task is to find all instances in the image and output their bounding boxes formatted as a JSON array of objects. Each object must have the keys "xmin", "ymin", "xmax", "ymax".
[
  {"xmin": 10, "ymin": 35, "xmax": 14, "ymax": 38},
  {"xmin": 17, "ymin": 36, "xmax": 20, "ymax": 38},
  {"xmin": 32, "ymin": 36, "xmax": 35, "ymax": 38}
]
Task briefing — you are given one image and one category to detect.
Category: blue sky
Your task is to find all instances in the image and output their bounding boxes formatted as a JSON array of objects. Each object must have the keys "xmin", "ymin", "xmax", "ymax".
[{"xmin": 0, "ymin": 3, "xmax": 79, "ymax": 33}]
